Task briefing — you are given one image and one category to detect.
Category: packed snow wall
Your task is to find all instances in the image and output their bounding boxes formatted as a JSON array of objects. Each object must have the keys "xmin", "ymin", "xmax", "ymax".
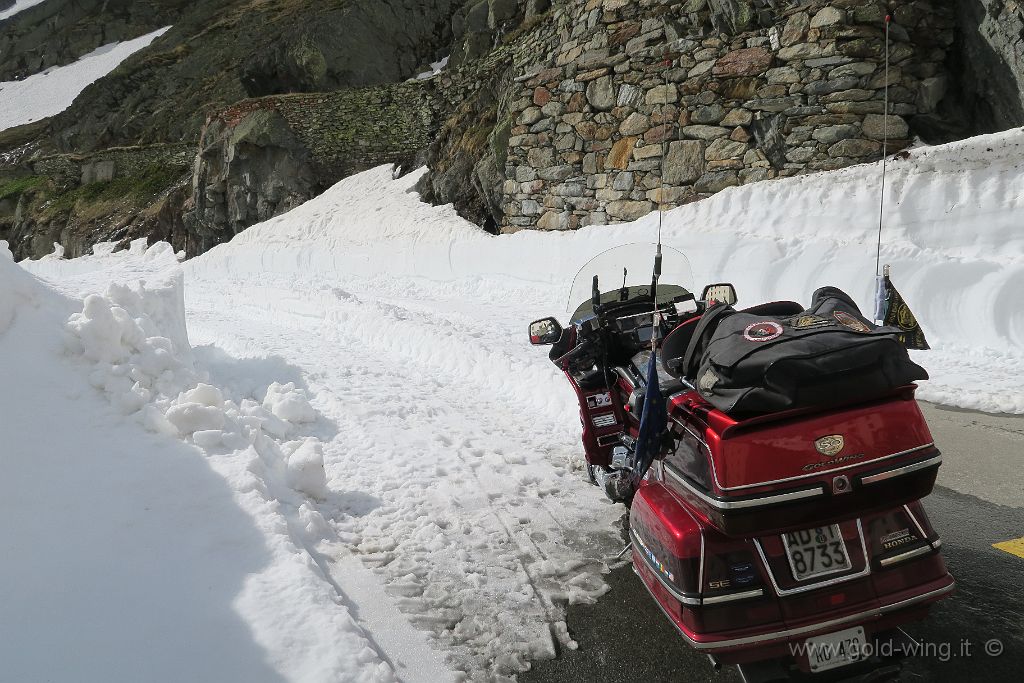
[{"xmin": 186, "ymin": 128, "xmax": 1024, "ymax": 413}]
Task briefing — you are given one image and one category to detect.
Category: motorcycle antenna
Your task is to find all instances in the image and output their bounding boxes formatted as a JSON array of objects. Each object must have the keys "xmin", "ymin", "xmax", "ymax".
[
  {"xmin": 873, "ymin": 15, "xmax": 892, "ymax": 321},
  {"xmin": 651, "ymin": 58, "xmax": 672, "ymax": 349}
]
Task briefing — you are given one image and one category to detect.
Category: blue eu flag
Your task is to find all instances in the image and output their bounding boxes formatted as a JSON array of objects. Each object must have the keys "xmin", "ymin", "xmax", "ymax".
[{"xmin": 633, "ymin": 349, "xmax": 667, "ymax": 484}]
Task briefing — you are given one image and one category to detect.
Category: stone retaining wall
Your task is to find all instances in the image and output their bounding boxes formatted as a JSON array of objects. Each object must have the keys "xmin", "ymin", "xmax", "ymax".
[
  {"xmin": 26, "ymin": 143, "xmax": 193, "ymax": 188},
  {"xmin": 213, "ymin": 84, "xmax": 442, "ymax": 178},
  {"xmin": 499, "ymin": 0, "xmax": 955, "ymax": 232}
]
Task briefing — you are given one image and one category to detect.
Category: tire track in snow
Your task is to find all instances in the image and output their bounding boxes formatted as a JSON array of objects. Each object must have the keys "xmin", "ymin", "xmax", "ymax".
[{"xmin": 186, "ymin": 277, "xmax": 623, "ymax": 681}]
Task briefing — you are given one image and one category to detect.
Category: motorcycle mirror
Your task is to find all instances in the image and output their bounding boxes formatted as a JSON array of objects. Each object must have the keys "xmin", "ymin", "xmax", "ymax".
[
  {"xmin": 701, "ymin": 283, "xmax": 738, "ymax": 306},
  {"xmin": 529, "ymin": 317, "xmax": 563, "ymax": 345}
]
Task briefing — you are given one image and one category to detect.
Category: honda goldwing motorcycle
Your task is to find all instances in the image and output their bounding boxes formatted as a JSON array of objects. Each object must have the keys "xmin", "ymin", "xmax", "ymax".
[{"xmin": 529, "ymin": 244, "xmax": 954, "ymax": 681}]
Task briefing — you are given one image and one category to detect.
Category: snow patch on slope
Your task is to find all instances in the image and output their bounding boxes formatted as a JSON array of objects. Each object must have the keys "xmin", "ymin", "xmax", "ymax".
[
  {"xmin": 0, "ymin": 0, "xmax": 46, "ymax": 22},
  {"xmin": 0, "ymin": 26, "xmax": 170, "ymax": 132}
]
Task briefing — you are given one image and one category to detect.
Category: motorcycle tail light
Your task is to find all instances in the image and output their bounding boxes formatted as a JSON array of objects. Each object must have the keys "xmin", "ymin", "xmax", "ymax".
[
  {"xmin": 694, "ymin": 529, "xmax": 783, "ymax": 634},
  {"xmin": 701, "ymin": 529, "xmax": 764, "ymax": 598}
]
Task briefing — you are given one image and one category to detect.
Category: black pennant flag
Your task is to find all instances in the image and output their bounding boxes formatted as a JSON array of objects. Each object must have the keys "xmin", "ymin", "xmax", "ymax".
[{"xmin": 882, "ymin": 271, "xmax": 930, "ymax": 350}]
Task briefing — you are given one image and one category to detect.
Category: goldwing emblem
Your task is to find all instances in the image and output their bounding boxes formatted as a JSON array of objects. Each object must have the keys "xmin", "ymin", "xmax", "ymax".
[{"xmin": 815, "ymin": 435, "xmax": 845, "ymax": 457}]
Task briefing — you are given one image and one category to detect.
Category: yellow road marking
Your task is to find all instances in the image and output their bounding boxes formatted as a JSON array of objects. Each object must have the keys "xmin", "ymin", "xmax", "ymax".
[{"xmin": 993, "ymin": 537, "xmax": 1024, "ymax": 559}]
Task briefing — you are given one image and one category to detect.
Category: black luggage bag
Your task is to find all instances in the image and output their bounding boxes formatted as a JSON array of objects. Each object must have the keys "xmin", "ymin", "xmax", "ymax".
[{"xmin": 675, "ymin": 287, "xmax": 928, "ymax": 416}]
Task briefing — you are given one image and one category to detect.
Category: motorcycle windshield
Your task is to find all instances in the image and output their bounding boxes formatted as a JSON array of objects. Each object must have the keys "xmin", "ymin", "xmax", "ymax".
[{"xmin": 566, "ymin": 243, "xmax": 694, "ymax": 321}]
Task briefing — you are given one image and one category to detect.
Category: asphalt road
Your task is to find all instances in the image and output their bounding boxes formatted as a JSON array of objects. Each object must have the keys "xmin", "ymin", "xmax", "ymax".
[{"xmin": 520, "ymin": 404, "xmax": 1024, "ymax": 683}]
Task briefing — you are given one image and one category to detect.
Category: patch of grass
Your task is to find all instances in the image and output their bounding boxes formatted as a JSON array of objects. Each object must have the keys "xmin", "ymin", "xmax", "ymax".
[
  {"xmin": 0, "ymin": 175, "xmax": 45, "ymax": 202},
  {"xmin": 41, "ymin": 164, "xmax": 186, "ymax": 219}
]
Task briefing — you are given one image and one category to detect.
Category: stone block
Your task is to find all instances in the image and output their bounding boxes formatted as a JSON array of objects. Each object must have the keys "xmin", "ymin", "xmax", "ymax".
[
  {"xmin": 811, "ymin": 124, "xmax": 859, "ymax": 144},
  {"xmin": 810, "ymin": 7, "xmax": 846, "ymax": 29},
  {"xmin": 606, "ymin": 136, "xmax": 638, "ymax": 169},
  {"xmin": 692, "ymin": 104, "xmax": 726, "ymax": 124},
  {"xmin": 695, "ymin": 171, "xmax": 739, "ymax": 193},
  {"xmin": 619, "ymin": 112, "xmax": 649, "ymax": 136},
  {"xmin": 720, "ymin": 108, "xmax": 753, "ymax": 127},
  {"xmin": 828, "ymin": 138, "xmax": 882, "ymax": 158},
  {"xmin": 606, "ymin": 200, "xmax": 653, "ymax": 221},
  {"xmin": 536, "ymin": 210, "xmax": 569, "ymax": 230},
  {"xmin": 586, "ymin": 76, "xmax": 616, "ymax": 111},
  {"xmin": 781, "ymin": 12, "xmax": 809, "ymax": 47},
  {"xmin": 633, "ymin": 144, "xmax": 663, "ymax": 160},
  {"xmin": 663, "ymin": 140, "xmax": 705, "ymax": 184},
  {"xmin": 518, "ymin": 107, "xmax": 543, "ymax": 125},
  {"xmin": 645, "ymin": 84, "xmax": 679, "ymax": 105},
  {"xmin": 611, "ymin": 172, "xmax": 634, "ymax": 191},
  {"xmin": 713, "ymin": 47, "xmax": 773, "ymax": 78},
  {"xmin": 704, "ymin": 138, "xmax": 748, "ymax": 161},
  {"xmin": 527, "ymin": 147, "xmax": 555, "ymax": 167},
  {"xmin": 861, "ymin": 114, "xmax": 909, "ymax": 140},
  {"xmin": 537, "ymin": 165, "xmax": 576, "ymax": 181},
  {"xmin": 681, "ymin": 125, "xmax": 729, "ymax": 140}
]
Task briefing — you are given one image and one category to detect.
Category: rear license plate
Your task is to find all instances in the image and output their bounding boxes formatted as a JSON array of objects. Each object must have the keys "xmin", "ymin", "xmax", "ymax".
[
  {"xmin": 804, "ymin": 626, "xmax": 866, "ymax": 673},
  {"xmin": 782, "ymin": 524, "xmax": 852, "ymax": 581}
]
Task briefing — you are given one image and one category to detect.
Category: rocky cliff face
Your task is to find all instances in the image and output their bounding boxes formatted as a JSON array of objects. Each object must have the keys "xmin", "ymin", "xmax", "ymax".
[
  {"xmin": 49, "ymin": 0, "xmax": 457, "ymax": 153},
  {"xmin": 950, "ymin": 0, "xmax": 1024, "ymax": 134}
]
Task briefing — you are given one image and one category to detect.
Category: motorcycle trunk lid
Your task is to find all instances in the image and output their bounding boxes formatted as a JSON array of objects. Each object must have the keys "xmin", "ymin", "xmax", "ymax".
[{"xmin": 662, "ymin": 385, "xmax": 942, "ymax": 537}]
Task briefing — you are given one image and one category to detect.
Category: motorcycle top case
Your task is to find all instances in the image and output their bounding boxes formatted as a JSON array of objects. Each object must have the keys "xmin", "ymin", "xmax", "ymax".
[
  {"xmin": 680, "ymin": 287, "xmax": 928, "ymax": 417},
  {"xmin": 662, "ymin": 386, "xmax": 942, "ymax": 537}
]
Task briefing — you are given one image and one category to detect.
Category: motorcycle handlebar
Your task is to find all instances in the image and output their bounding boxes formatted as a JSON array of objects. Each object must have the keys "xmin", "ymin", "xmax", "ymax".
[{"xmin": 553, "ymin": 338, "xmax": 596, "ymax": 365}]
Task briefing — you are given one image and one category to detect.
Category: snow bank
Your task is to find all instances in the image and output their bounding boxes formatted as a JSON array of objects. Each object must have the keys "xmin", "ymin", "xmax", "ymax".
[
  {"xmin": 0, "ymin": 0, "xmax": 46, "ymax": 22},
  {"xmin": 7, "ymin": 245, "xmax": 421, "ymax": 683},
  {"xmin": 0, "ymin": 26, "xmax": 170, "ymax": 132},
  {"xmin": 0, "ymin": 240, "xmax": 38, "ymax": 335},
  {"xmin": 191, "ymin": 129, "xmax": 1024, "ymax": 413},
  {"xmin": 52, "ymin": 242, "xmax": 330, "ymax": 497}
]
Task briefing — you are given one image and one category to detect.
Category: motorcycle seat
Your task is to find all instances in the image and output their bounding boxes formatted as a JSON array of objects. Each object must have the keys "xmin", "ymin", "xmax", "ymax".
[{"xmin": 661, "ymin": 315, "xmax": 702, "ymax": 378}]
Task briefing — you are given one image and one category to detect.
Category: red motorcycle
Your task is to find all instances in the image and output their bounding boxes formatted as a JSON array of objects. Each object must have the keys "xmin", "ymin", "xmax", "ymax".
[{"xmin": 529, "ymin": 244, "xmax": 953, "ymax": 681}]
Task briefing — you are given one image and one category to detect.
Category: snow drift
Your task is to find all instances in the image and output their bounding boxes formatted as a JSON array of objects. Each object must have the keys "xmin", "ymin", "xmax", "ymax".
[
  {"xmin": 4, "ymin": 240, "xmax": 443, "ymax": 683},
  {"xmin": 190, "ymin": 129, "xmax": 1024, "ymax": 413}
]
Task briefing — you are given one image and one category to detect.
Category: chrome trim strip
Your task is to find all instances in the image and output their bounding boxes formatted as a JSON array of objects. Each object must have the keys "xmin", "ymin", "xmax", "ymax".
[
  {"xmin": 668, "ymin": 417, "xmax": 934, "ymax": 493},
  {"xmin": 697, "ymin": 531, "xmax": 706, "ymax": 593},
  {"xmin": 860, "ymin": 454, "xmax": 942, "ymax": 485},
  {"xmin": 665, "ymin": 464, "xmax": 825, "ymax": 510},
  {"xmin": 753, "ymin": 520, "xmax": 872, "ymax": 597},
  {"xmin": 879, "ymin": 544, "xmax": 935, "ymax": 568},
  {"xmin": 722, "ymin": 443, "xmax": 935, "ymax": 492},
  {"xmin": 636, "ymin": 576, "xmax": 955, "ymax": 651},
  {"xmin": 903, "ymin": 503, "xmax": 929, "ymax": 539},
  {"xmin": 701, "ymin": 588, "xmax": 765, "ymax": 605}
]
